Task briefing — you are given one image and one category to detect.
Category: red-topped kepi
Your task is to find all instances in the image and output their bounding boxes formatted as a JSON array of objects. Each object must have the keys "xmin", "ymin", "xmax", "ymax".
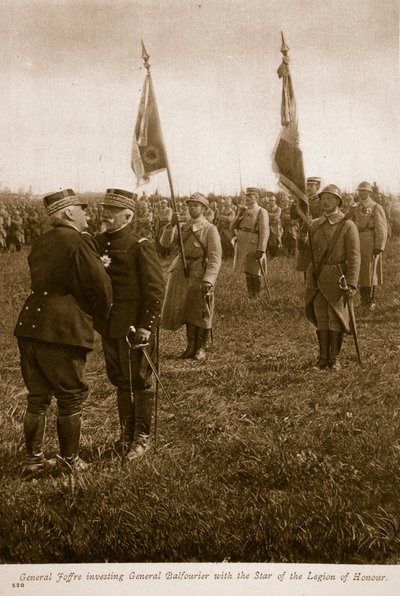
[
  {"xmin": 101, "ymin": 189, "xmax": 137, "ymax": 210},
  {"xmin": 43, "ymin": 189, "xmax": 87, "ymax": 216}
]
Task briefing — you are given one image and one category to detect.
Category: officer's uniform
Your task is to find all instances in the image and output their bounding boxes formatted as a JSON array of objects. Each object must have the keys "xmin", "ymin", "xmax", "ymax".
[
  {"xmin": 14, "ymin": 189, "xmax": 112, "ymax": 471},
  {"xmin": 351, "ymin": 182, "xmax": 388, "ymax": 309},
  {"xmin": 290, "ymin": 177, "xmax": 323, "ymax": 272},
  {"xmin": 304, "ymin": 185, "xmax": 360, "ymax": 370},
  {"xmin": 232, "ymin": 187, "xmax": 269, "ymax": 297},
  {"xmin": 95, "ymin": 189, "xmax": 165, "ymax": 455}
]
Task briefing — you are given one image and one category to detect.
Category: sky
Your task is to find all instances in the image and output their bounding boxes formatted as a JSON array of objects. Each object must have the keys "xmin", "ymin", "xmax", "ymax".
[{"xmin": 1, "ymin": 0, "xmax": 399, "ymax": 196}]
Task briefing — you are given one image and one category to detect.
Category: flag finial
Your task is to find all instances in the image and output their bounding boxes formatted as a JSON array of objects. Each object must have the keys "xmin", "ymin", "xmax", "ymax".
[
  {"xmin": 280, "ymin": 31, "xmax": 289, "ymax": 54},
  {"xmin": 141, "ymin": 40, "xmax": 151, "ymax": 73}
]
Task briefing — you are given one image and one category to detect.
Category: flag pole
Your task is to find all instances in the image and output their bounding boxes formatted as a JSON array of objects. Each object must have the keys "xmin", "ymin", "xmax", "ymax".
[{"xmin": 140, "ymin": 41, "xmax": 188, "ymax": 277}]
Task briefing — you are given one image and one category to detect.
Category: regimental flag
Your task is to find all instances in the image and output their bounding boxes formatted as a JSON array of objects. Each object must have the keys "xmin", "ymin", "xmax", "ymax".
[
  {"xmin": 131, "ymin": 59, "xmax": 167, "ymax": 184},
  {"xmin": 272, "ymin": 33, "xmax": 308, "ymax": 213}
]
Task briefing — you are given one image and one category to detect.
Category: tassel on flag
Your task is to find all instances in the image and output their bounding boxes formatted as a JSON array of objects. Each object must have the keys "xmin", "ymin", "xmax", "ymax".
[
  {"xmin": 131, "ymin": 42, "xmax": 167, "ymax": 184},
  {"xmin": 272, "ymin": 33, "xmax": 308, "ymax": 216}
]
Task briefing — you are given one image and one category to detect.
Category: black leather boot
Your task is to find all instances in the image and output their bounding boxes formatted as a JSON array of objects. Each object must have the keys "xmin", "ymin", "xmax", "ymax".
[
  {"xmin": 57, "ymin": 413, "xmax": 88, "ymax": 470},
  {"xmin": 115, "ymin": 389, "xmax": 135, "ymax": 452},
  {"xmin": 127, "ymin": 389, "xmax": 153, "ymax": 460},
  {"xmin": 178, "ymin": 324, "xmax": 197, "ymax": 359},
  {"xmin": 194, "ymin": 327, "xmax": 210, "ymax": 361},
  {"xmin": 329, "ymin": 331, "xmax": 343, "ymax": 370},
  {"xmin": 313, "ymin": 330, "xmax": 330, "ymax": 370}
]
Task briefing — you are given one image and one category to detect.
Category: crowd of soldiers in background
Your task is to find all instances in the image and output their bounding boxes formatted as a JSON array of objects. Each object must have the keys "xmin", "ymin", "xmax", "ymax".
[{"xmin": 1, "ymin": 184, "xmax": 400, "ymax": 256}]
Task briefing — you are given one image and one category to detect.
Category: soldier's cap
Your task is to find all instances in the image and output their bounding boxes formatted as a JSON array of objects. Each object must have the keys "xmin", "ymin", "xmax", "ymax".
[
  {"xmin": 318, "ymin": 184, "xmax": 342, "ymax": 205},
  {"xmin": 245, "ymin": 187, "xmax": 259, "ymax": 196},
  {"xmin": 43, "ymin": 189, "xmax": 87, "ymax": 216},
  {"xmin": 101, "ymin": 188, "xmax": 137, "ymax": 211},
  {"xmin": 307, "ymin": 177, "xmax": 321, "ymax": 187},
  {"xmin": 357, "ymin": 181, "xmax": 373, "ymax": 193},
  {"xmin": 186, "ymin": 193, "xmax": 209, "ymax": 209}
]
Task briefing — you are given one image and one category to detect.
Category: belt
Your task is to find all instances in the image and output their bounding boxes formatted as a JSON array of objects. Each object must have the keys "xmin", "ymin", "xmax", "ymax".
[{"xmin": 239, "ymin": 227, "xmax": 258, "ymax": 234}]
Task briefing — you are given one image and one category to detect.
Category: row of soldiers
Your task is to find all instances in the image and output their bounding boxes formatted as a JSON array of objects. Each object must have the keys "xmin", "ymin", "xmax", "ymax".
[{"xmin": 10, "ymin": 178, "xmax": 393, "ymax": 476}]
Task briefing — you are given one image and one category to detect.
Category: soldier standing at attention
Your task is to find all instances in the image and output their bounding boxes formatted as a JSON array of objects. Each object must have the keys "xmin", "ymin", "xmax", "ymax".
[
  {"xmin": 351, "ymin": 181, "xmax": 388, "ymax": 312},
  {"xmin": 160, "ymin": 193, "xmax": 222, "ymax": 361},
  {"xmin": 14, "ymin": 189, "xmax": 112, "ymax": 474},
  {"xmin": 231, "ymin": 187, "xmax": 269, "ymax": 298},
  {"xmin": 95, "ymin": 189, "xmax": 165, "ymax": 459},
  {"xmin": 304, "ymin": 185, "xmax": 360, "ymax": 371}
]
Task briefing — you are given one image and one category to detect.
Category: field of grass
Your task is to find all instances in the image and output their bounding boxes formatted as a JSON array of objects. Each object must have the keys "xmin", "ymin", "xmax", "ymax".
[{"xmin": 0, "ymin": 239, "xmax": 399, "ymax": 564}]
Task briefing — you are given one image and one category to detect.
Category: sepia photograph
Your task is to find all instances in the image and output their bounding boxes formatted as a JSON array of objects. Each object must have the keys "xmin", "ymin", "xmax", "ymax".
[{"xmin": 0, "ymin": 0, "xmax": 399, "ymax": 593}]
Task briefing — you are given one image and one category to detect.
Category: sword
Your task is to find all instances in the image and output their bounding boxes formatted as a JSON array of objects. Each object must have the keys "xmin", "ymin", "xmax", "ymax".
[
  {"xmin": 370, "ymin": 253, "xmax": 378, "ymax": 300},
  {"xmin": 257, "ymin": 256, "xmax": 271, "ymax": 299},
  {"xmin": 339, "ymin": 275, "xmax": 363, "ymax": 367},
  {"xmin": 126, "ymin": 326, "xmax": 179, "ymax": 417}
]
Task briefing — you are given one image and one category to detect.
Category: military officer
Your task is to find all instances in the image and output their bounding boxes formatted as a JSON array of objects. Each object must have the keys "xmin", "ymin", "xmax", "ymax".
[
  {"xmin": 160, "ymin": 192, "xmax": 222, "ymax": 361},
  {"xmin": 231, "ymin": 187, "xmax": 269, "ymax": 298},
  {"xmin": 95, "ymin": 189, "xmax": 165, "ymax": 459},
  {"xmin": 291, "ymin": 177, "xmax": 322, "ymax": 273},
  {"xmin": 264, "ymin": 193, "xmax": 283, "ymax": 257},
  {"xmin": 351, "ymin": 181, "xmax": 388, "ymax": 311},
  {"xmin": 305, "ymin": 185, "xmax": 360, "ymax": 370},
  {"xmin": 14, "ymin": 189, "xmax": 113, "ymax": 474}
]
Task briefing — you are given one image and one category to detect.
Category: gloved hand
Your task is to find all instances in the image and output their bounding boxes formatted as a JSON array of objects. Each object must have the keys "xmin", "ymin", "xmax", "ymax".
[
  {"xmin": 170, "ymin": 212, "xmax": 180, "ymax": 227},
  {"xmin": 135, "ymin": 327, "xmax": 151, "ymax": 344},
  {"xmin": 127, "ymin": 326, "xmax": 151, "ymax": 345},
  {"xmin": 201, "ymin": 281, "xmax": 213, "ymax": 293},
  {"xmin": 255, "ymin": 250, "xmax": 265, "ymax": 260},
  {"xmin": 373, "ymin": 248, "xmax": 382, "ymax": 256},
  {"xmin": 344, "ymin": 285, "xmax": 357, "ymax": 299}
]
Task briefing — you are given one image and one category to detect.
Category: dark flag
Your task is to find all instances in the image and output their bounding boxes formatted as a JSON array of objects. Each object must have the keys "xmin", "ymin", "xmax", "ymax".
[
  {"xmin": 131, "ymin": 43, "xmax": 167, "ymax": 184},
  {"xmin": 272, "ymin": 33, "xmax": 309, "ymax": 220}
]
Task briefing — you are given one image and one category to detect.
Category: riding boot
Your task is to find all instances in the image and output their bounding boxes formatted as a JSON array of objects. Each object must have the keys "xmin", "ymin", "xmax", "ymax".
[
  {"xmin": 127, "ymin": 389, "xmax": 153, "ymax": 459},
  {"xmin": 329, "ymin": 331, "xmax": 343, "ymax": 370},
  {"xmin": 57, "ymin": 413, "xmax": 88, "ymax": 470},
  {"xmin": 115, "ymin": 389, "xmax": 135, "ymax": 452},
  {"xmin": 245, "ymin": 274, "xmax": 255, "ymax": 298},
  {"xmin": 313, "ymin": 330, "xmax": 330, "ymax": 370},
  {"xmin": 24, "ymin": 411, "xmax": 46, "ymax": 457},
  {"xmin": 194, "ymin": 327, "xmax": 209, "ymax": 361},
  {"xmin": 22, "ymin": 411, "xmax": 56, "ymax": 474},
  {"xmin": 178, "ymin": 324, "xmax": 197, "ymax": 359},
  {"xmin": 253, "ymin": 275, "xmax": 261, "ymax": 297}
]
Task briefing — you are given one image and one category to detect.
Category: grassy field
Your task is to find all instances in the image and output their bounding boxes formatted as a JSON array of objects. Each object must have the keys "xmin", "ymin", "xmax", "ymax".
[{"xmin": 0, "ymin": 239, "xmax": 399, "ymax": 564}]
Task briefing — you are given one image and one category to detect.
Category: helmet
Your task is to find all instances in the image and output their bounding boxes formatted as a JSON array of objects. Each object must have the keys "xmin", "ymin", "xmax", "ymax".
[
  {"xmin": 318, "ymin": 184, "xmax": 342, "ymax": 205},
  {"xmin": 357, "ymin": 181, "xmax": 373, "ymax": 193},
  {"xmin": 186, "ymin": 192, "xmax": 209, "ymax": 209}
]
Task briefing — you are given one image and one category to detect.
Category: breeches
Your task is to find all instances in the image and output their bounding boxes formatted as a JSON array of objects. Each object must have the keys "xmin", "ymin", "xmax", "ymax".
[
  {"xmin": 17, "ymin": 338, "xmax": 88, "ymax": 415},
  {"xmin": 101, "ymin": 336, "xmax": 154, "ymax": 392},
  {"xmin": 313, "ymin": 292, "xmax": 341, "ymax": 332}
]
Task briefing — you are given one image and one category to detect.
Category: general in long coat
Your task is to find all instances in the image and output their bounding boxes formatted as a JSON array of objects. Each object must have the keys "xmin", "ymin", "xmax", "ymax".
[{"xmin": 231, "ymin": 204, "xmax": 269, "ymax": 276}]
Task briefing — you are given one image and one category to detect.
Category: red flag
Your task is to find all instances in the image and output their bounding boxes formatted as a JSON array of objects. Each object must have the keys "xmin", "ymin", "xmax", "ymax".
[
  {"xmin": 272, "ymin": 33, "xmax": 308, "ymax": 211},
  {"xmin": 131, "ymin": 70, "xmax": 167, "ymax": 184}
]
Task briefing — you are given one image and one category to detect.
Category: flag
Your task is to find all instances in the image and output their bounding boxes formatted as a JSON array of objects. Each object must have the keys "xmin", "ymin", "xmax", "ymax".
[
  {"xmin": 272, "ymin": 33, "xmax": 308, "ymax": 212},
  {"xmin": 131, "ymin": 72, "xmax": 167, "ymax": 184}
]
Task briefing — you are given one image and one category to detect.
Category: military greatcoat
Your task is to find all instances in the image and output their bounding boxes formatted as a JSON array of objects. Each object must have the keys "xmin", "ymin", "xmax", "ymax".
[
  {"xmin": 351, "ymin": 197, "xmax": 387, "ymax": 287},
  {"xmin": 160, "ymin": 215, "xmax": 222, "ymax": 331},
  {"xmin": 305, "ymin": 211, "xmax": 360, "ymax": 333},
  {"xmin": 231, "ymin": 205, "xmax": 269, "ymax": 275}
]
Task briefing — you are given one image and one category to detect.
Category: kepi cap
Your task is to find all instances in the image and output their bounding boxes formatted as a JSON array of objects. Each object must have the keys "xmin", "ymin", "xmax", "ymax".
[
  {"xmin": 245, "ymin": 187, "xmax": 259, "ymax": 196},
  {"xmin": 186, "ymin": 192, "xmax": 209, "ymax": 209},
  {"xmin": 307, "ymin": 177, "xmax": 321, "ymax": 187},
  {"xmin": 101, "ymin": 188, "xmax": 137, "ymax": 210},
  {"xmin": 43, "ymin": 189, "xmax": 87, "ymax": 216},
  {"xmin": 318, "ymin": 184, "xmax": 342, "ymax": 205}
]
